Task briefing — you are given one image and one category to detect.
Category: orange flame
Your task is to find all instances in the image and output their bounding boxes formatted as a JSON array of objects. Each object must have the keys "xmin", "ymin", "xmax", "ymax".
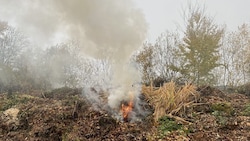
[
  {"xmin": 121, "ymin": 101, "xmax": 133, "ymax": 121},
  {"xmin": 120, "ymin": 92, "xmax": 134, "ymax": 122}
]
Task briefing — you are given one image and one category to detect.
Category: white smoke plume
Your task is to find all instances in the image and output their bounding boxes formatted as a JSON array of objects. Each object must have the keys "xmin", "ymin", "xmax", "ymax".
[{"xmin": 0, "ymin": 0, "xmax": 148, "ymax": 116}]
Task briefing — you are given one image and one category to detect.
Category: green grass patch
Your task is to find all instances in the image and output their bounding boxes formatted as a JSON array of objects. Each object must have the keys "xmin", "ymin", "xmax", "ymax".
[{"xmin": 158, "ymin": 116, "xmax": 182, "ymax": 135}]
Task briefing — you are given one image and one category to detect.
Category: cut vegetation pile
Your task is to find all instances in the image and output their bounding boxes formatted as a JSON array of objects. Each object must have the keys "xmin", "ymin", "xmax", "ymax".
[{"xmin": 142, "ymin": 82, "xmax": 199, "ymax": 122}]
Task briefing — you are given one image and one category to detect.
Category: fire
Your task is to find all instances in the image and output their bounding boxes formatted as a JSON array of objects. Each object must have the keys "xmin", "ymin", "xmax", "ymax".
[
  {"xmin": 121, "ymin": 101, "xmax": 133, "ymax": 121},
  {"xmin": 120, "ymin": 92, "xmax": 134, "ymax": 122}
]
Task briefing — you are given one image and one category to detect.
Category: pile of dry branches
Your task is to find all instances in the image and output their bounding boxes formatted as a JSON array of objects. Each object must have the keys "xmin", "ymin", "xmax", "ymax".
[{"xmin": 142, "ymin": 81, "xmax": 200, "ymax": 123}]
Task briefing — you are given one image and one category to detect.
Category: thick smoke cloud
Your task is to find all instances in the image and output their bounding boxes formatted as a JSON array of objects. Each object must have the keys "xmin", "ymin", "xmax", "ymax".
[
  {"xmin": 0, "ymin": 0, "xmax": 147, "ymax": 110},
  {"xmin": 0, "ymin": 0, "xmax": 147, "ymax": 54}
]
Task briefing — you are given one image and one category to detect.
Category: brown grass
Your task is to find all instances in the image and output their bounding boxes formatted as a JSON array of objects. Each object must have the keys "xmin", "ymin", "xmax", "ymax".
[{"xmin": 142, "ymin": 81, "xmax": 199, "ymax": 121}]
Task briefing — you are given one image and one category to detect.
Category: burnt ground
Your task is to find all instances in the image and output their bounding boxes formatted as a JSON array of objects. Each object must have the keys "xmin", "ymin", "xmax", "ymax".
[{"xmin": 0, "ymin": 86, "xmax": 249, "ymax": 141}]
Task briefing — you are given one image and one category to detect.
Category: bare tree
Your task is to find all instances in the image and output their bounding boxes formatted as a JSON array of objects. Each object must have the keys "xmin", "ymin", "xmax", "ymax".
[
  {"xmin": 154, "ymin": 31, "xmax": 180, "ymax": 81},
  {"xmin": 0, "ymin": 21, "xmax": 28, "ymax": 68},
  {"xmin": 0, "ymin": 21, "xmax": 28, "ymax": 92},
  {"xmin": 134, "ymin": 42, "xmax": 155, "ymax": 84},
  {"xmin": 221, "ymin": 24, "xmax": 250, "ymax": 86}
]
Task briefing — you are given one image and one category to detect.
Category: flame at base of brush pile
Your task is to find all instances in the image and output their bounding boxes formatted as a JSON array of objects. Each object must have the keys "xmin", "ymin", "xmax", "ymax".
[
  {"xmin": 120, "ymin": 100, "xmax": 133, "ymax": 122},
  {"xmin": 120, "ymin": 92, "xmax": 134, "ymax": 122}
]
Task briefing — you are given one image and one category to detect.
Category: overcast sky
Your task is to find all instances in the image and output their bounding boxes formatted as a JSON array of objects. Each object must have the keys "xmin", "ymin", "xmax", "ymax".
[
  {"xmin": 0, "ymin": 0, "xmax": 249, "ymax": 44},
  {"xmin": 134, "ymin": 0, "xmax": 250, "ymax": 42}
]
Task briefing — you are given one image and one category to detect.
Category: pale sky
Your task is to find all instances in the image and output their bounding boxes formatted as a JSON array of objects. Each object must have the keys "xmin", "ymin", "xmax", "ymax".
[
  {"xmin": 134, "ymin": 0, "xmax": 250, "ymax": 42},
  {"xmin": 0, "ymin": 0, "xmax": 250, "ymax": 44}
]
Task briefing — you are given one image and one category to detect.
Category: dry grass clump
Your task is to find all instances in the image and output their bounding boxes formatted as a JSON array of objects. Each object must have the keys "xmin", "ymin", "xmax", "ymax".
[{"xmin": 142, "ymin": 81, "xmax": 199, "ymax": 122}]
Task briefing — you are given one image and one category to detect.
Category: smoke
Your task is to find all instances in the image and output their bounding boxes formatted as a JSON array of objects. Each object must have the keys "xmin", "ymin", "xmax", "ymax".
[{"xmin": 0, "ymin": 0, "xmax": 147, "ymax": 117}]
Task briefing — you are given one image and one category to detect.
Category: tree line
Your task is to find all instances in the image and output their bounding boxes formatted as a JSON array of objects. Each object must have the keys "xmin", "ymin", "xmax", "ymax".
[
  {"xmin": 0, "ymin": 23, "xmax": 111, "ymax": 92},
  {"xmin": 0, "ymin": 5, "xmax": 250, "ymax": 93},
  {"xmin": 135, "ymin": 5, "xmax": 250, "ymax": 87}
]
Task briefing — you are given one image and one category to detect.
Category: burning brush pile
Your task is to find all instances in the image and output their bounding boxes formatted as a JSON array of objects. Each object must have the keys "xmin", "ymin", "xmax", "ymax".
[
  {"xmin": 84, "ymin": 81, "xmax": 199, "ymax": 124},
  {"xmin": 84, "ymin": 85, "xmax": 152, "ymax": 123}
]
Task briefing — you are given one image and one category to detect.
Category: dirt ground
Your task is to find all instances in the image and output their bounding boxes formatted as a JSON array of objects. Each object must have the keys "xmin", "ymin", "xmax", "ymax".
[{"xmin": 0, "ymin": 86, "xmax": 249, "ymax": 141}]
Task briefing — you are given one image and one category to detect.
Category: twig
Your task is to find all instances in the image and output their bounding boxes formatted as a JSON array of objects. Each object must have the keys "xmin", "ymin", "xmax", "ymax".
[
  {"xmin": 41, "ymin": 92, "xmax": 46, "ymax": 98},
  {"xmin": 166, "ymin": 113, "xmax": 192, "ymax": 125},
  {"xmin": 72, "ymin": 100, "xmax": 78, "ymax": 118}
]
